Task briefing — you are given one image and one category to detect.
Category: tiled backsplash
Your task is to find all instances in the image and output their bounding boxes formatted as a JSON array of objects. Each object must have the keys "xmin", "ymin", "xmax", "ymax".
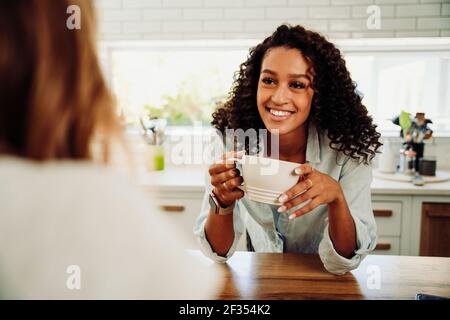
[
  {"xmin": 380, "ymin": 136, "xmax": 450, "ymax": 171},
  {"xmin": 95, "ymin": 0, "xmax": 450, "ymax": 40},
  {"xmin": 155, "ymin": 132, "xmax": 450, "ymax": 171}
]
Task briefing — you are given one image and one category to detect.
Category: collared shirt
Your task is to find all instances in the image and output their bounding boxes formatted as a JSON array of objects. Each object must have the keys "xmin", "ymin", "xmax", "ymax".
[{"xmin": 194, "ymin": 125, "xmax": 377, "ymax": 275}]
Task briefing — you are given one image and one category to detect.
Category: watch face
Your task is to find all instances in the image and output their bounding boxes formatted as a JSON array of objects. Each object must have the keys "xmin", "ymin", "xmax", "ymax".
[{"xmin": 209, "ymin": 193, "xmax": 218, "ymax": 212}]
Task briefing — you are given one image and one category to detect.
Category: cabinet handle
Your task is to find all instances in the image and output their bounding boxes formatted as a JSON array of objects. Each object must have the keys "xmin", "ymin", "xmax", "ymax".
[
  {"xmin": 426, "ymin": 211, "xmax": 450, "ymax": 218},
  {"xmin": 373, "ymin": 210, "xmax": 393, "ymax": 217},
  {"xmin": 160, "ymin": 205, "xmax": 185, "ymax": 212},
  {"xmin": 375, "ymin": 243, "xmax": 391, "ymax": 250}
]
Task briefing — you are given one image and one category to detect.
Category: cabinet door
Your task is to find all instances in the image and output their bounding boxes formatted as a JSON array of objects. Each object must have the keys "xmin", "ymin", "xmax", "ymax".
[
  {"xmin": 155, "ymin": 197, "xmax": 203, "ymax": 249},
  {"xmin": 372, "ymin": 236, "xmax": 400, "ymax": 255},
  {"xmin": 372, "ymin": 201, "xmax": 402, "ymax": 236},
  {"xmin": 420, "ymin": 202, "xmax": 450, "ymax": 257}
]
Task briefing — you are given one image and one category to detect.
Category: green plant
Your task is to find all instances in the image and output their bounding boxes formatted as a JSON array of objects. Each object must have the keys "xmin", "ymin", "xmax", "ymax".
[{"xmin": 143, "ymin": 93, "xmax": 227, "ymax": 126}]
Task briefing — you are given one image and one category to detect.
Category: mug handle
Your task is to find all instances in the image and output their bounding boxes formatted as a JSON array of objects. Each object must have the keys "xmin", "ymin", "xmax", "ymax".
[
  {"xmin": 227, "ymin": 157, "xmax": 243, "ymax": 164},
  {"xmin": 227, "ymin": 157, "xmax": 245, "ymax": 191}
]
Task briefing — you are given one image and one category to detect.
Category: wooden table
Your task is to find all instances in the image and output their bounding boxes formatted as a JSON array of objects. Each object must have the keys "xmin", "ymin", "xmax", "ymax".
[{"xmin": 201, "ymin": 252, "xmax": 450, "ymax": 300}]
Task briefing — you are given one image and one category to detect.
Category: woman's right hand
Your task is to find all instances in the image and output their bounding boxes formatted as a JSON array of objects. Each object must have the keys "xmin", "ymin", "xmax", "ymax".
[{"xmin": 208, "ymin": 150, "xmax": 245, "ymax": 208}]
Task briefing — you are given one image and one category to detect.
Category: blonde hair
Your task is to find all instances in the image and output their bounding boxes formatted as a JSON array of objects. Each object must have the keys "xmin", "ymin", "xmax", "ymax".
[{"xmin": 0, "ymin": 0, "xmax": 119, "ymax": 162}]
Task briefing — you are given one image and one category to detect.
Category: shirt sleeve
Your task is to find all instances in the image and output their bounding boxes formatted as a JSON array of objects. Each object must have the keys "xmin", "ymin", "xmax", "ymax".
[
  {"xmin": 318, "ymin": 158, "xmax": 377, "ymax": 275},
  {"xmin": 193, "ymin": 132, "xmax": 245, "ymax": 263}
]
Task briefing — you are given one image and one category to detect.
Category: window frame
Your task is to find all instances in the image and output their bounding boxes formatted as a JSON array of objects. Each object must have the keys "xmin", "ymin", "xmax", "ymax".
[{"xmin": 98, "ymin": 37, "xmax": 450, "ymax": 137}]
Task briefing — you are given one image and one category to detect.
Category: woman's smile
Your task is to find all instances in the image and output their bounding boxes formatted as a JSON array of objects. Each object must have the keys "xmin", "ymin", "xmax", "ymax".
[{"xmin": 265, "ymin": 105, "xmax": 296, "ymax": 122}]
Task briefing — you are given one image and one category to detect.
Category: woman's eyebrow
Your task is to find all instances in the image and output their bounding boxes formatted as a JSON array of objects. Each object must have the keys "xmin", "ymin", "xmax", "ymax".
[
  {"xmin": 289, "ymin": 73, "xmax": 311, "ymax": 81},
  {"xmin": 261, "ymin": 69, "xmax": 277, "ymax": 75},
  {"xmin": 261, "ymin": 69, "xmax": 311, "ymax": 81}
]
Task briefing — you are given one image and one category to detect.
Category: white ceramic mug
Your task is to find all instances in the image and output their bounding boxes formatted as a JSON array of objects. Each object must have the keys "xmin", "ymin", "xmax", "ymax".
[{"xmin": 231, "ymin": 155, "xmax": 300, "ymax": 204}]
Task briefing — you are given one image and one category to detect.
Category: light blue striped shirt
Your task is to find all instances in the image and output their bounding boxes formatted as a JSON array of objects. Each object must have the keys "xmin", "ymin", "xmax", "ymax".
[{"xmin": 194, "ymin": 124, "xmax": 377, "ymax": 275}]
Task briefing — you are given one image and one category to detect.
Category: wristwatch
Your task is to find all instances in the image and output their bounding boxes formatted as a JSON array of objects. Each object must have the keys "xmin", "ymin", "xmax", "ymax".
[{"xmin": 209, "ymin": 191, "xmax": 234, "ymax": 216}]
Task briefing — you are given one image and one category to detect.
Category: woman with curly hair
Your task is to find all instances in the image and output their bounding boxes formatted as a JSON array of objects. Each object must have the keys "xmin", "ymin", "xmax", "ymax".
[{"xmin": 194, "ymin": 24, "xmax": 382, "ymax": 275}]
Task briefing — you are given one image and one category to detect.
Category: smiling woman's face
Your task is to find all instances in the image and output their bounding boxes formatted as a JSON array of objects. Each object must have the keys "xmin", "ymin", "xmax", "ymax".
[{"xmin": 257, "ymin": 47, "xmax": 315, "ymax": 136}]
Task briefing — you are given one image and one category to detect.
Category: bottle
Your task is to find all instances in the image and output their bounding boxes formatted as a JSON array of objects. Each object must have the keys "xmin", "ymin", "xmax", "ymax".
[
  {"xmin": 145, "ymin": 145, "xmax": 165, "ymax": 171},
  {"xmin": 378, "ymin": 139, "xmax": 396, "ymax": 173},
  {"xmin": 153, "ymin": 145, "xmax": 165, "ymax": 171}
]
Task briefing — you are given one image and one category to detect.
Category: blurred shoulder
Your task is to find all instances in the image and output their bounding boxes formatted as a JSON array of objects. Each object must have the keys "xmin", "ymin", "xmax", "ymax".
[{"xmin": 0, "ymin": 156, "xmax": 149, "ymax": 215}]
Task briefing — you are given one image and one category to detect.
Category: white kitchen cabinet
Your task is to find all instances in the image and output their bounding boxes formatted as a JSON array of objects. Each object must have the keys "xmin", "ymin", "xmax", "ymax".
[
  {"xmin": 154, "ymin": 196, "xmax": 203, "ymax": 249},
  {"xmin": 371, "ymin": 199, "xmax": 404, "ymax": 255},
  {"xmin": 371, "ymin": 195, "xmax": 412, "ymax": 255},
  {"xmin": 148, "ymin": 188, "xmax": 248, "ymax": 251},
  {"xmin": 372, "ymin": 200, "xmax": 402, "ymax": 237},
  {"xmin": 141, "ymin": 169, "xmax": 450, "ymax": 257},
  {"xmin": 373, "ymin": 236, "xmax": 401, "ymax": 255},
  {"xmin": 150, "ymin": 191, "xmax": 450, "ymax": 256},
  {"xmin": 371, "ymin": 194, "xmax": 450, "ymax": 256}
]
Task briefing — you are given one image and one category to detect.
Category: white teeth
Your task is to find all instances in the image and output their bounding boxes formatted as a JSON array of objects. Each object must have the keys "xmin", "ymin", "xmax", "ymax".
[{"xmin": 269, "ymin": 108, "xmax": 291, "ymax": 117}]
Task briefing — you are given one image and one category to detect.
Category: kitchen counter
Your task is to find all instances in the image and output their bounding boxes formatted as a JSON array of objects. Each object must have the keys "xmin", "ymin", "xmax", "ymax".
[
  {"xmin": 140, "ymin": 168, "xmax": 450, "ymax": 257},
  {"xmin": 138, "ymin": 167, "xmax": 450, "ymax": 196},
  {"xmin": 193, "ymin": 251, "xmax": 450, "ymax": 300},
  {"xmin": 138, "ymin": 168, "xmax": 205, "ymax": 193}
]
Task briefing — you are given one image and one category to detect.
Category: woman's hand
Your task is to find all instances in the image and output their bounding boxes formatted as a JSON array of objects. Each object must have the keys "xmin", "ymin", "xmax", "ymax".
[
  {"xmin": 277, "ymin": 163, "xmax": 345, "ymax": 219},
  {"xmin": 208, "ymin": 150, "xmax": 245, "ymax": 208}
]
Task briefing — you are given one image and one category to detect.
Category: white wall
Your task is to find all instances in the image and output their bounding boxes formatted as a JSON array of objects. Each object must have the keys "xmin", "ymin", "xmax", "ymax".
[
  {"xmin": 384, "ymin": 137, "xmax": 450, "ymax": 171},
  {"xmin": 95, "ymin": 0, "xmax": 450, "ymax": 40},
  {"xmin": 95, "ymin": 0, "xmax": 450, "ymax": 171}
]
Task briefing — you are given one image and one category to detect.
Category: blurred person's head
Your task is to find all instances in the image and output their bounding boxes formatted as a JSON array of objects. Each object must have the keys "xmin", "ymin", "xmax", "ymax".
[{"xmin": 0, "ymin": 0, "xmax": 118, "ymax": 162}]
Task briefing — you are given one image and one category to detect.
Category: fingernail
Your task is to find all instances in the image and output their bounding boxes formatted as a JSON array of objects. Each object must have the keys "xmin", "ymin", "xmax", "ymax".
[
  {"xmin": 289, "ymin": 214, "xmax": 296, "ymax": 220},
  {"xmin": 294, "ymin": 168, "xmax": 302, "ymax": 175},
  {"xmin": 277, "ymin": 206, "xmax": 286, "ymax": 213},
  {"xmin": 278, "ymin": 194, "xmax": 288, "ymax": 203},
  {"xmin": 237, "ymin": 150, "xmax": 246, "ymax": 156}
]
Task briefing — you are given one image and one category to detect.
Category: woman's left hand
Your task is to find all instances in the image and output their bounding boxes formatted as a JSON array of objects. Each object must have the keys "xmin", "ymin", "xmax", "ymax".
[{"xmin": 277, "ymin": 163, "xmax": 344, "ymax": 220}]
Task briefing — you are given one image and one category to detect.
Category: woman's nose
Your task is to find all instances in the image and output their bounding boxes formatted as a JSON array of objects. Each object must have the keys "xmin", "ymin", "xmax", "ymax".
[{"xmin": 271, "ymin": 85, "xmax": 290, "ymax": 105}]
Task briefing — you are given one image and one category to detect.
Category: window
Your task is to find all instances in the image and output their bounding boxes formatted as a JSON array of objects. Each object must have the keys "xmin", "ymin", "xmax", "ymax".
[
  {"xmin": 342, "ymin": 39, "xmax": 450, "ymax": 135},
  {"xmin": 99, "ymin": 41, "xmax": 253, "ymax": 127},
  {"xmin": 99, "ymin": 38, "xmax": 450, "ymax": 135}
]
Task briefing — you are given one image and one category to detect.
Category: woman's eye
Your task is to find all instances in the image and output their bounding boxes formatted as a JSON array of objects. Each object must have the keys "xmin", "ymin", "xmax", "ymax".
[
  {"xmin": 290, "ymin": 82, "xmax": 306, "ymax": 89},
  {"xmin": 261, "ymin": 78, "xmax": 276, "ymax": 85}
]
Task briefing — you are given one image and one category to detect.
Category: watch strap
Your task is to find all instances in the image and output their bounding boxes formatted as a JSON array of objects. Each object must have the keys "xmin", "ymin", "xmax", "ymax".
[{"xmin": 209, "ymin": 191, "xmax": 234, "ymax": 215}]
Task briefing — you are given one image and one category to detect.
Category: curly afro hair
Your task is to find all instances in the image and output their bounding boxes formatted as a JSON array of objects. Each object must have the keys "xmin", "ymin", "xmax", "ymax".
[{"xmin": 212, "ymin": 24, "xmax": 382, "ymax": 164}]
